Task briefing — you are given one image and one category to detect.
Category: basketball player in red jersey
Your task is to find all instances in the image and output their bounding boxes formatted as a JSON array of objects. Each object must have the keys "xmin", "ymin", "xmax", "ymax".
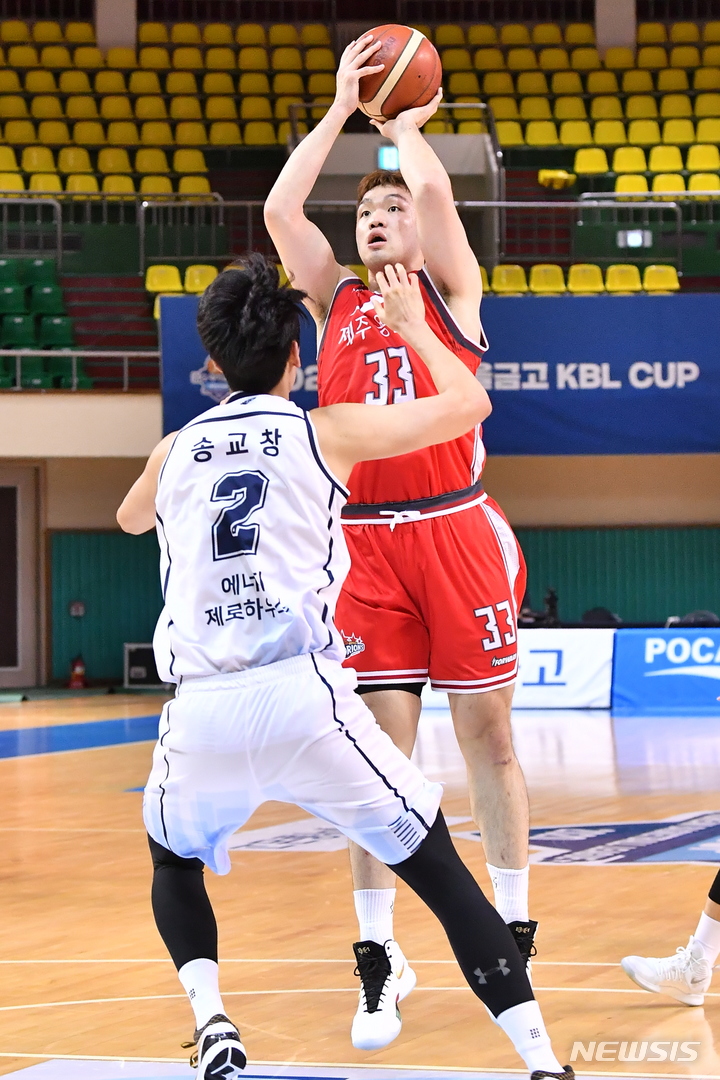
[{"xmin": 265, "ymin": 34, "xmax": 534, "ymax": 1052}]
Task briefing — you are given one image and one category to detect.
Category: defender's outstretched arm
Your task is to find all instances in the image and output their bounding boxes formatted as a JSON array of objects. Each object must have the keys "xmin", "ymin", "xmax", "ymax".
[{"xmin": 117, "ymin": 431, "xmax": 176, "ymax": 534}]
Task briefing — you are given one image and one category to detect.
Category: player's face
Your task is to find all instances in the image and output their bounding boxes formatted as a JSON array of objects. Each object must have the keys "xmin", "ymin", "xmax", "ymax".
[{"xmin": 355, "ymin": 187, "xmax": 423, "ymax": 274}]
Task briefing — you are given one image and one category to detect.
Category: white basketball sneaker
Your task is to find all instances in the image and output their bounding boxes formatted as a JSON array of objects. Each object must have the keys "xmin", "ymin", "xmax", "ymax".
[
  {"xmin": 621, "ymin": 938, "xmax": 712, "ymax": 1005},
  {"xmin": 351, "ymin": 939, "xmax": 417, "ymax": 1050},
  {"xmin": 183, "ymin": 1013, "xmax": 247, "ymax": 1078}
]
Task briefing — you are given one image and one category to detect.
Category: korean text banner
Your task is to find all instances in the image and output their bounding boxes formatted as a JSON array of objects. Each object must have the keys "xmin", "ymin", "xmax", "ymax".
[
  {"xmin": 160, "ymin": 295, "xmax": 318, "ymax": 435},
  {"xmin": 478, "ymin": 294, "xmax": 720, "ymax": 455}
]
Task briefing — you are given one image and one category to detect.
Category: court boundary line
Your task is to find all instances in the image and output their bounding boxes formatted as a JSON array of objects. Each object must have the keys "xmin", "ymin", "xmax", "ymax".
[{"xmin": 0, "ymin": 959, "xmax": 620, "ymax": 966}]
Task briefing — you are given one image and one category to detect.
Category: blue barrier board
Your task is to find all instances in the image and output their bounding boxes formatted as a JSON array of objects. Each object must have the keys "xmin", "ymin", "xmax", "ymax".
[{"xmin": 612, "ymin": 627, "xmax": 720, "ymax": 714}]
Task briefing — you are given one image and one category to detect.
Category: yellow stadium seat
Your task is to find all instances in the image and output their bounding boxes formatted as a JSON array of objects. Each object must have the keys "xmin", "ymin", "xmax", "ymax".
[
  {"xmin": 206, "ymin": 72, "xmax": 236, "ymax": 94},
  {"xmin": 696, "ymin": 92, "xmax": 720, "ymax": 116},
  {"xmin": 41, "ymin": 45, "xmax": 72, "ymax": 68},
  {"xmin": 97, "ymin": 147, "xmax": 132, "ymax": 173},
  {"xmin": 135, "ymin": 148, "xmax": 169, "ymax": 173},
  {"xmin": 604, "ymin": 47, "xmax": 635, "ymax": 69},
  {"xmin": 477, "ymin": 264, "xmax": 490, "ymax": 292},
  {"xmin": 203, "ymin": 24, "xmax": 233, "ymax": 46},
  {"xmin": 658, "ymin": 68, "xmax": 689, "ymax": 91},
  {"xmin": 271, "ymin": 46, "xmax": 302, "ymax": 71},
  {"xmin": 587, "ymin": 71, "xmax": 619, "ymax": 93},
  {"xmin": 58, "ymin": 146, "xmax": 91, "ymax": 173},
  {"xmin": 663, "ymin": 118, "xmax": 695, "ymax": 142},
  {"xmin": 0, "ymin": 147, "xmax": 18, "ymax": 169},
  {"xmin": 560, "ymin": 120, "xmax": 592, "ymax": 145},
  {"xmin": 529, "ymin": 263, "xmax": 566, "ymax": 293},
  {"xmin": 491, "ymin": 263, "xmax": 528, "ymax": 293},
  {"xmin": 704, "ymin": 22, "xmax": 720, "ymax": 41},
  {"xmin": 539, "ymin": 47, "xmax": 569, "ymax": 70},
  {"xmin": 627, "ymin": 95, "xmax": 658, "ymax": 119},
  {"xmin": 0, "ymin": 172, "xmax": 24, "ymax": 193},
  {"xmin": 661, "ymin": 93, "xmax": 693, "ymax": 117},
  {"xmin": 671, "ymin": 22, "xmax": 699, "ymax": 43},
  {"xmin": 25, "ymin": 69, "xmax": 56, "ymax": 93},
  {"xmin": 591, "ymin": 96, "xmax": 623, "ymax": 120},
  {"xmin": 173, "ymin": 149, "xmax": 207, "ymax": 173},
  {"xmin": 171, "ymin": 23, "xmax": 201, "ymax": 45},
  {"xmin": 239, "ymin": 47, "xmax": 269, "ymax": 71},
  {"xmin": 61, "ymin": 73, "xmax": 93, "ymax": 99},
  {"xmin": 139, "ymin": 23, "xmax": 168, "ymax": 44},
  {"xmin": 307, "ymin": 72, "xmax": 334, "ymax": 95},
  {"xmin": 300, "ymin": 24, "xmax": 330, "ymax": 47},
  {"xmin": 236, "ymin": 24, "xmax": 266, "ymax": 46},
  {"xmin": 520, "ymin": 96, "xmax": 552, "ymax": 120},
  {"xmin": 670, "ymin": 45, "xmax": 700, "ymax": 67},
  {"xmin": 0, "ymin": 21, "xmax": 29, "ymax": 42},
  {"xmin": 205, "ymin": 47, "xmax": 236, "ymax": 71},
  {"xmin": 167, "ymin": 72, "xmax": 197, "ymax": 95},
  {"xmin": 8, "ymin": 45, "xmax": 39, "ymax": 66},
  {"xmin": 507, "ymin": 48, "xmax": 537, "ymax": 71},
  {"xmin": 533, "ymin": 24, "xmax": 563, "ymax": 45},
  {"xmin": 33, "ymin": 21, "xmax": 62, "ymax": 42},
  {"xmin": 565, "ymin": 24, "xmax": 595, "ymax": 45},
  {"xmin": 449, "ymin": 71, "xmax": 481, "ymax": 94},
  {"xmin": 644, "ymin": 264, "xmax": 680, "ymax": 290},
  {"xmin": 140, "ymin": 121, "xmax": 173, "ymax": 145},
  {"xmin": 175, "ymin": 122, "xmax": 207, "ymax": 145},
  {"xmin": 101, "ymin": 96, "xmax": 133, "ymax": 120},
  {"xmin": 178, "ymin": 174, "xmax": 212, "ymax": 196},
  {"xmin": 0, "ymin": 95, "xmax": 28, "ymax": 118},
  {"xmin": 705, "ymin": 45, "xmax": 720, "ymax": 64},
  {"xmin": 687, "ymin": 142, "xmax": 720, "ymax": 169},
  {"xmin": 594, "ymin": 120, "xmax": 627, "ymax": 145},
  {"xmin": 638, "ymin": 22, "xmax": 667, "ymax": 43},
  {"xmin": 442, "ymin": 47, "xmax": 472, "ymax": 71},
  {"xmin": 5, "ymin": 120, "xmax": 36, "ymax": 143},
  {"xmin": 572, "ymin": 47, "xmax": 601, "ymax": 70},
  {"xmin": 652, "ymin": 172, "xmax": 685, "ymax": 195},
  {"xmin": 269, "ymin": 24, "xmax": 299, "ymax": 46},
  {"xmin": 552, "ymin": 71, "xmax": 583, "ymax": 93},
  {"xmin": 171, "ymin": 96, "xmax": 202, "ymax": 120},
  {"xmin": 495, "ymin": 120, "xmax": 524, "ymax": 145},
  {"xmin": 0, "ymin": 70, "xmax": 21, "ymax": 92},
  {"xmin": 65, "ymin": 172, "xmax": 99, "ymax": 196},
  {"xmin": 28, "ymin": 172, "xmax": 61, "ymax": 192},
  {"xmin": 695, "ymin": 68, "xmax": 720, "ymax": 90},
  {"xmin": 436, "ymin": 24, "xmax": 465, "ymax": 46},
  {"xmin": 615, "ymin": 173, "xmax": 649, "ymax": 196},
  {"xmin": 516, "ymin": 71, "xmax": 548, "ymax": 94},
  {"xmin": 140, "ymin": 47, "xmax": 171, "ymax": 70},
  {"xmin": 468, "ymin": 25, "xmax": 497, "ymax": 46},
  {"xmin": 457, "ymin": 120, "xmax": 486, "ymax": 134},
  {"xmin": 240, "ymin": 96, "xmax": 272, "ymax": 120},
  {"xmin": 173, "ymin": 47, "xmax": 203, "ymax": 70},
  {"xmin": 606, "ymin": 264, "xmax": 642, "ymax": 292},
  {"xmin": 305, "ymin": 47, "xmax": 335, "ymax": 72},
  {"xmin": 74, "ymin": 46, "xmax": 104, "ymax": 69},
  {"xmin": 688, "ymin": 171, "xmax": 720, "ymax": 195},
  {"xmin": 622, "ymin": 69, "xmax": 653, "ymax": 92},
  {"xmin": 205, "ymin": 96, "xmax": 237, "ymax": 120},
  {"xmin": 273, "ymin": 71, "xmax": 304, "ymax": 94},
  {"xmin": 423, "ymin": 119, "xmax": 453, "ymax": 133},
  {"xmin": 185, "ymin": 264, "xmax": 218, "ymax": 292},
  {"xmin": 274, "ymin": 95, "xmax": 305, "ymax": 120},
  {"xmin": 649, "ymin": 144, "xmax": 683, "ymax": 171},
  {"xmin": 638, "ymin": 47, "xmax": 667, "ymax": 69},
  {"xmin": 130, "ymin": 71, "xmax": 162, "ymax": 95},
  {"xmin": 453, "ymin": 96, "xmax": 482, "ymax": 120},
  {"xmin": 525, "ymin": 120, "xmax": 559, "ymax": 145},
  {"xmin": 106, "ymin": 47, "xmax": 137, "ymax": 69},
  {"xmin": 243, "ymin": 120, "xmax": 276, "ymax": 145},
  {"xmin": 628, "ymin": 119, "xmax": 661, "ymax": 144},
  {"xmin": 140, "ymin": 174, "xmax": 173, "ymax": 196},
  {"xmin": 66, "ymin": 22, "xmax": 95, "ymax": 44},
  {"xmin": 93, "ymin": 70, "xmax": 123, "ymax": 93},
  {"xmin": 500, "ymin": 24, "xmax": 531, "ymax": 45},
  {"xmin": 208, "ymin": 121, "xmax": 242, "ymax": 145},
  {"xmin": 482, "ymin": 72, "xmax": 513, "ymax": 93},
  {"xmin": 696, "ymin": 118, "xmax": 720, "ymax": 141},
  {"xmin": 135, "ymin": 96, "xmax": 167, "ymax": 120},
  {"xmin": 613, "ymin": 145, "xmax": 647, "ymax": 172},
  {"xmin": 38, "ymin": 120, "xmax": 70, "ymax": 144},
  {"xmin": 21, "ymin": 145, "xmax": 56, "ymax": 172},
  {"xmin": 107, "ymin": 121, "xmax": 139, "ymax": 145},
  {"xmin": 574, "ymin": 146, "xmax": 609, "ymax": 173},
  {"xmin": 474, "ymin": 48, "xmax": 505, "ymax": 71}
]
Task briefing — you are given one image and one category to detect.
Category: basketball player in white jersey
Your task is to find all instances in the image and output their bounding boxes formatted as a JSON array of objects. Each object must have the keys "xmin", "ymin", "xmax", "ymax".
[{"xmin": 118, "ymin": 257, "xmax": 571, "ymax": 1080}]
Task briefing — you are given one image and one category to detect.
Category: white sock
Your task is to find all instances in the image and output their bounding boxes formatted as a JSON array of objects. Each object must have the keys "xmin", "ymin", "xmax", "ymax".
[
  {"xmin": 694, "ymin": 912, "xmax": 720, "ymax": 965},
  {"xmin": 353, "ymin": 888, "xmax": 396, "ymax": 944},
  {"xmin": 486, "ymin": 863, "xmax": 530, "ymax": 923},
  {"xmin": 496, "ymin": 1000, "xmax": 563, "ymax": 1074},
  {"xmin": 178, "ymin": 958, "xmax": 225, "ymax": 1029}
]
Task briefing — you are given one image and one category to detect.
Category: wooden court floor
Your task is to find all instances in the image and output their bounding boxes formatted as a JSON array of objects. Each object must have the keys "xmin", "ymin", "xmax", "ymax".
[{"xmin": 1, "ymin": 694, "xmax": 720, "ymax": 1077}]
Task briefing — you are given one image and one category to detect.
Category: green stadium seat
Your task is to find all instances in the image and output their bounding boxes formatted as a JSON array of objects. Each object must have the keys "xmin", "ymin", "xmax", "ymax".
[
  {"xmin": 19, "ymin": 355, "xmax": 52, "ymax": 388},
  {"xmin": 1, "ymin": 314, "xmax": 36, "ymax": 348},
  {"xmin": 29, "ymin": 284, "xmax": 64, "ymax": 314},
  {"xmin": 0, "ymin": 285, "xmax": 26, "ymax": 314},
  {"xmin": 21, "ymin": 258, "xmax": 57, "ymax": 286},
  {"xmin": 0, "ymin": 258, "xmax": 20, "ymax": 283},
  {"xmin": 38, "ymin": 315, "xmax": 74, "ymax": 348},
  {"xmin": 46, "ymin": 353, "xmax": 92, "ymax": 388}
]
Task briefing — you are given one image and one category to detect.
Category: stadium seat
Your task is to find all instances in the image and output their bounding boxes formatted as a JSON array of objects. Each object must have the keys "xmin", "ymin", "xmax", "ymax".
[
  {"xmin": 615, "ymin": 174, "xmax": 649, "ymax": 196},
  {"xmin": 491, "ymin": 264, "xmax": 528, "ymax": 293},
  {"xmin": 97, "ymin": 148, "xmax": 132, "ymax": 174},
  {"xmin": 25, "ymin": 69, "xmax": 56, "ymax": 93},
  {"xmin": 171, "ymin": 23, "xmax": 201, "ymax": 44},
  {"xmin": 566, "ymin": 24, "xmax": 595, "ymax": 44},
  {"xmin": 516, "ymin": 71, "xmax": 548, "ymax": 94},
  {"xmin": 704, "ymin": 22, "xmax": 720, "ymax": 41},
  {"xmin": 66, "ymin": 21, "xmax": 94, "ymax": 44},
  {"xmin": 166, "ymin": 73, "xmax": 196, "ymax": 95},
  {"xmin": 652, "ymin": 172, "xmax": 685, "ymax": 195},
  {"xmin": 57, "ymin": 146, "xmax": 91, "ymax": 174},
  {"xmin": 269, "ymin": 24, "xmax": 299, "ymax": 46},
  {"xmin": 38, "ymin": 315, "xmax": 74, "ymax": 348},
  {"xmin": 696, "ymin": 118, "xmax": 720, "ymax": 141},
  {"xmin": 185, "ymin": 264, "xmax": 218, "ymax": 292},
  {"xmin": 671, "ymin": 22, "xmax": 699, "ymax": 42},
  {"xmin": 140, "ymin": 122, "xmax": 173, "ymax": 145},
  {"xmin": 23, "ymin": 258, "xmax": 57, "ymax": 285},
  {"xmin": 74, "ymin": 47, "xmax": 104, "ymax": 69},
  {"xmin": 442, "ymin": 47, "xmax": 473, "ymax": 71},
  {"xmin": 449, "ymin": 72, "xmax": 481, "ymax": 95},
  {"xmin": 139, "ymin": 23, "xmax": 168, "ymax": 44},
  {"xmin": 38, "ymin": 121, "xmax": 71, "ymax": 145},
  {"xmin": 474, "ymin": 49, "xmax": 505, "ymax": 71},
  {"xmin": 478, "ymin": 264, "xmax": 490, "ymax": 291},
  {"xmin": 18, "ymin": 355, "xmax": 53, "ymax": 387},
  {"xmin": 0, "ymin": 71, "xmax": 21, "ymax": 93},
  {"xmin": 205, "ymin": 97, "xmax": 237, "ymax": 121},
  {"xmin": 275, "ymin": 96, "xmax": 305, "ymax": 120},
  {"xmin": 173, "ymin": 149, "xmax": 207, "ymax": 173},
  {"xmin": 696, "ymin": 93, "xmax": 720, "ymax": 117},
  {"xmin": 107, "ymin": 122, "xmax": 140, "ymax": 145},
  {"xmin": 628, "ymin": 119, "xmax": 661, "ymax": 144},
  {"xmin": 139, "ymin": 47, "xmax": 171, "ymax": 70},
  {"xmin": 552, "ymin": 71, "xmax": 583, "ymax": 94},
  {"xmin": 64, "ymin": 71, "xmax": 92, "ymax": 93},
  {"xmin": 435, "ymin": 25, "xmax": 463, "ymax": 47},
  {"xmin": 587, "ymin": 71, "xmax": 619, "ymax": 94},
  {"xmin": 481, "ymin": 72, "xmax": 512, "ymax": 94},
  {"xmin": 520, "ymin": 97, "xmax": 552, "ymax": 120},
  {"xmin": 173, "ymin": 47, "xmax": 203, "ymax": 70},
  {"xmin": 594, "ymin": 120, "xmax": 627, "ymax": 145},
  {"xmin": 695, "ymin": 68, "xmax": 720, "ymax": 90},
  {"xmin": 239, "ymin": 47, "xmax": 270, "ymax": 71},
  {"xmin": 1, "ymin": 315, "xmax": 36, "ymax": 348},
  {"xmin": 102, "ymin": 96, "xmax": 133, "ymax": 120},
  {"xmin": 571, "ymin": 48, "xmax": 601, "ymax": 70},
  {"xmin": 0, "ymin": 21, "xmax": 30, "ymax": 43},
  {"xmin": 241, "ymin": 96, "xmax": 273, "ymax": 120},
  {"xmin": 661, "ymin": 93, "xmax": 693, "ymax": 118},
  {"xmin": 0, "ymin": 284, "xmax": 26, "ymax": 313},
  {"xmin": 604, "ymin": 47, "xmax": 635, "ymax": 70},
  {"xmin": 300, "ymin": 25, "xmax": 331, "ymax": 47},
  {"xmin": 102, "ymin": 174, "xmax": 136, "ymax": 197},
  {"xmin": 457, "ymin": 120, "xmax": 486, "ymax": 134},
  {"xmin": 670, "ymin": 46, "xmax": 700, "ymax": 67},
  {"xmin": 205, "ymin": 47, "xmax": 236, "ymax": 71},
  {"xmin": 178, "ymin": 175, "xmax": 212, "ymax": 196},
  {"xmin": 0, "ymin": 173, "xmax": 24, "ymax": 194},
  {"xmin": 649, "ymin": 144, "xmax": 683, "ymax": 172},
  {"xmin": 658, "ymin": 68, "xmax": 689, "ymax": 91},
  {"xmin": 643, "ymin": 264, "xmax": 680, "ymax": 290},
  {"xmin": 67, "ymin": 96, "xmax": 99, "ymax": 120},
  {"xmin": 539, "ymin": 47, "xmax": 569, "ymax": 70},
  {"xmin": 687, "ymin": 143, "xmax": 720, "ymax": 170},
  {"xmin": 507, "ymin": 48, "xmax": 537, "ymax": 71},
  {"xmin": 525, "ymin": 121, "xmax": 559, "ymax": 145},
  {"xmin": 638, "ymin": 22, "xmax": 666, "ymax": 43},
  {"xmin": 605, "ymin": 264, "xmax": 642, "ymax": 292},
  {"xmin": 560, "ymin": 120, "xmax": 592, "ymax": 145},
  {"xmin": 663, "ymin": 119, "xmax": 696, "ymax": 143},
  {"xmin": 688, "ymin": 171, "xmax": 720, "ymax": 195},
  {"xmin": 271, "ymin": 71, "xmax": 302, "ymax": 94},
  {"xmin": 209, "ymin": 120, "xmax": 242, "ymax": 145},
  {"xmin": 41, "ymin": 45, "xmax": 72, "ymax": 68},
  {"xmin": 533, "ymin": 24, "xmax": 563, "ymax": 45},
  {"xmin": 703, "ymin": 45, "xmax": 720, "ymax": 65},
  {"xmin": 613, "ymin": 146, "xmax": 647, "ymax": 172},
  {"xmin": 574, "ymin": 147, "xmax": 609, "ymax": 173},
  {"xmin": 236, "ymin": 24, "xmax": 266, "ymax": 46},
  {"xmin": 591, "ymin": 96, "xmax": 623, "ymax": 120},
  {"xmin": 529, "ymin": 263, "xmax": 566, "ymax": 293},
  {"xmin": 0, "ymin": 95, "xmax": 29, "ymax": 119},
  {"xmin": 243, "ymin": 121, "xmax": 276, "ymax": 145},
  {"xmin": 638, "ymin": 46, "xmax": 667, "ymax": 69},
  {"xmin": 33, "ymin": 21, "xmax": 62, "ymax": 43},
  {"xmin": 171, "ymin": 97, "xmax": 203, "ymax": 121},
  {"xmin": 30, "ymin": 283, "xmax": 64, "ymax": 314},
  {"xmin": 135, "ymin": 148, "xmax": 170, "ymax": 174},
  {"xmin": 307, "ymin": 73, "xmax": 334, "ymax": 95},
  {"xmin": 495, "ymin": 121, "xmax": 524, "ymax": 145},
  {"xmin": 305, "ymin": 48, "xmax": 335, "ymax": 72},
  {"xmin": 627, "ymin": 95, "xmax": 659, "ymax": 119},
  {"xmin": 5, "ymin": 120, "xmax": 37, "ymax": 144},
  {"xmin": 135, "ymin": 96, "xmax": 167, "ymax": 121},
  {"xmin": 206, "ymin": 73, "xmax": 237, "ymax": 94},
  {"xmin": 0, "ymin": 148, "xmax": 19, "ymax": 171},
  {"xmin": 146, "ymin": 264, "xmax": 183, "ymax": 292},
  {"xmin": 22, "ymin": 146, "xmax": 56, "ymax": 172},
  {"xmin": 500, "ymin": 25, "xmax": 531, "ymax": 45},
  {"xmin": 622, "ymin": 70, "xmax": 653, "ymax": 93},
  {"xmin": 467, "ymin": 25, "xmax": 497, "ymax": 46},
  {"xmin": 28, "ymin": 172, "xmax": 62, "ymax": 193},
  {"xmin": 140, "ymin": 174, "xmax": 173, "ymax": 196},
  {"xmin": 106, "ymin": 48, "xmax": 137, "ymax": 69},
  {"xmin": 9, "ymin": 44, "xmax": 39, "ymax": 67},
  {"xmin": 176, "ymin": 122, "xmax": 207, "ymax": 146},
  {"xmin": 72, "ymin": 120, "xmax": 105, "ymax": 145}
]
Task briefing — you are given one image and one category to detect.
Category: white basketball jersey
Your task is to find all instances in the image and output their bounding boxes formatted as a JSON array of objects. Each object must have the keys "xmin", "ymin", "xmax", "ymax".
[{"xmin": 153, "ymin": 392, "xmax": 350, "ymax": 683}]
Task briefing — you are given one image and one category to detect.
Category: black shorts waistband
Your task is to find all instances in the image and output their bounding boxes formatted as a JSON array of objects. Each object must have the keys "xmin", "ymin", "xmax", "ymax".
[{"xmin": 341, "ymin": 480, "xmax": 485, "ymax": 521}]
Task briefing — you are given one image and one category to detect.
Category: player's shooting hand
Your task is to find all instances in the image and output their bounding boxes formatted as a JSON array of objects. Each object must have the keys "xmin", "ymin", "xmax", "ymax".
[
  {"xmin": 369, "ymin": 88, "xmax": 444, "ymax": 141},
  {"xmin": 370, "ymin": 263, "xmax": 426, "ymax": 338},
  {"xmin": 333, "ymin": 35, "xmax": 384, "ymax": 119}
]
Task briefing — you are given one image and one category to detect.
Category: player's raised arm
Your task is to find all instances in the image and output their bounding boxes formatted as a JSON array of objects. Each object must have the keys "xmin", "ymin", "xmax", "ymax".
[
  {"xmin": 310, "ymin": 263, "xmax": 490, "ymax": 484},
  {"xmin": 117, "ymin": 432, "xmax": 176, "ymax": 534},
  {"xmin": 263, "ymin": 36, "xmax": 383, "ymax": 317}
]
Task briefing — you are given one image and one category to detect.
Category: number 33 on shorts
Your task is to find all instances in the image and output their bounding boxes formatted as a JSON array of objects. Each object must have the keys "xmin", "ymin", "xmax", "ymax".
[{"xmin": 474, "ymin": 601, "xmax": 517, "ymax": 652}]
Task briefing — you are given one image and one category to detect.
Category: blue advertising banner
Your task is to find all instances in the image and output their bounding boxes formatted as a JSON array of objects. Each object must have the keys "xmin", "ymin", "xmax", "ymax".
[
  {"xmin": 612, "ymin": 627, "xmax": 720, "ymax": 715},
  {"xmin": 160, "ymin": 294, "xmax": 318, "ymax": 434}
]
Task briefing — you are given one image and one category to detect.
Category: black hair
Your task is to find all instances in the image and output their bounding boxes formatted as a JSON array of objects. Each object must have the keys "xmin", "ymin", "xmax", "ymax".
[{"xmin": 196, "ymin": 253, "xmax": 307, "ymax": 394}]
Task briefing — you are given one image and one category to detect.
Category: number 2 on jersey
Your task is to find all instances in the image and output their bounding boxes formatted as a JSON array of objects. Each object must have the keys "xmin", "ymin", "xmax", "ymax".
[
  {"xmin": 364, "ymin": 346, "xmax": 417, "ymax": 405},
  {"xmin": 211, "ymin": 471, "xmax": 268, "ymax": 560}
]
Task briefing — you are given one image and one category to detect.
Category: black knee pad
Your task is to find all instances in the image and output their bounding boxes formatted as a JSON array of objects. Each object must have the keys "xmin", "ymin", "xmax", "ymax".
[{"xmin": 148, "ymin": 833, "xmax": 204, "ymax": 873}]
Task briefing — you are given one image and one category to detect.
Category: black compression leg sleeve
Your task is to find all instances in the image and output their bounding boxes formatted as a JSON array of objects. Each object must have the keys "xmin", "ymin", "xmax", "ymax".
[
  {"xmin": 388, "ymin": 811, "xmax": 534, "ymax": 1017},
  {"xmin": 148, "ymin": 834, "xmax": 218, "ymax": 971},
  {"xmin": 708, "ymin": 869, "xmax": 720, "ymax": 905}
]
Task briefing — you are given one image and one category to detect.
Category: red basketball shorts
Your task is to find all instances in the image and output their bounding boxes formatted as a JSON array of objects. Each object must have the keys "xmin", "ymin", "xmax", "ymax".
[{"xmin": 335, "ymin": 495, "xmax": 527, "ymax": 694}]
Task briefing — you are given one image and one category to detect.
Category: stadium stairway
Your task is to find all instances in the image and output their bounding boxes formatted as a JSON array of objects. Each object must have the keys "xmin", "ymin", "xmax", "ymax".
[{"xmin": 61, "ymin": 276, "xmax": 158, "ymax": 349}]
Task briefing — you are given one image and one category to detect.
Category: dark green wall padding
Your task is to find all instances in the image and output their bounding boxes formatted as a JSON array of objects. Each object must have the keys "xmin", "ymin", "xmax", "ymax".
[
  {"xmin": 516, "ymin": 526, "xmax": 720, "ymax": 624},
  {"xmin": 51, "ymin": 531, "xmax": 163, "ymax": 682}
]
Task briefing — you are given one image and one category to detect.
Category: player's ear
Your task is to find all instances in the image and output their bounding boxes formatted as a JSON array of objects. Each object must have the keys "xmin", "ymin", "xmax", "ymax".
[
  {"xmin": 287, "ymin": 340, "xmax": 301, "ymax": 369},
  {"xmin": 207, "ymin": 357, "xmax": 223, "ymax": 375}
]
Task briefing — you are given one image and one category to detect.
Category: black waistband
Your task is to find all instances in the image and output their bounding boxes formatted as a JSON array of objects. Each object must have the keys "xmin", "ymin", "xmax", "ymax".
[{"xmin": 341, "ymin": 479, "xmax": 485, "ymax": 519}]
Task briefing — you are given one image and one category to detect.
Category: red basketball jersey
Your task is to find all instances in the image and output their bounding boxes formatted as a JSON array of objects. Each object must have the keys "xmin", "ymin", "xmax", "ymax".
[{"xmin": 316, "ymin": 268, "xmax": 488, "ymax": 504}]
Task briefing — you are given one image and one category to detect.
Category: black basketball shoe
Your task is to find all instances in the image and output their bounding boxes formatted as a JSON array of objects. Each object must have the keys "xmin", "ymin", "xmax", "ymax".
[
  {"xmin": 508, "ymin": 919, "xmax": 538, "ymax": 974},
  {"xmin": 531, "ymin": 1067, "xmax": 575, "ymax": 1080},
  {"xmin": 182, "ymin": 1013, "xmax": 247, "ymax": 1079}
]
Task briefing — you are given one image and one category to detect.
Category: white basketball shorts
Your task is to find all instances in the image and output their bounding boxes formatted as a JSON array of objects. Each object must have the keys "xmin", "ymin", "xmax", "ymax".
[{"xmin": 143, "ymin": 652, "xmax": 442, "ymax": 874}]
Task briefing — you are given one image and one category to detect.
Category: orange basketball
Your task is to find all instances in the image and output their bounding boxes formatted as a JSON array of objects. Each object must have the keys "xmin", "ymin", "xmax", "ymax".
[{"xmin": 358, "ymin": 24, "xmax": 441, "ymax": 121}]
